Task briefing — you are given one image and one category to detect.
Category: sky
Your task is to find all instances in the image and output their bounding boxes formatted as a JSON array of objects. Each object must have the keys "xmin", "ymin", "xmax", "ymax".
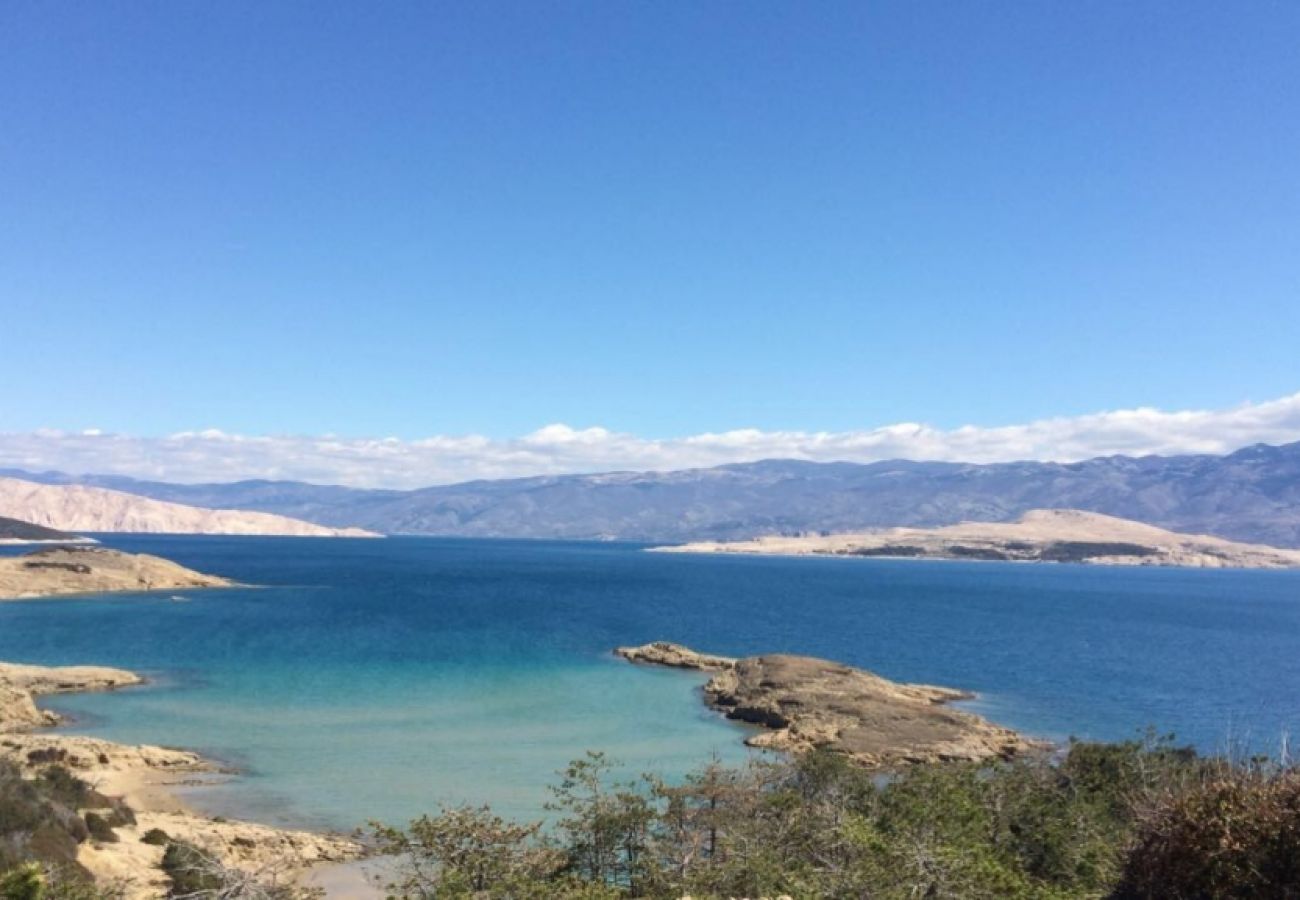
[{"xmin": 2, "ymin": 2, "xmax": 1299, "ymax": 485}]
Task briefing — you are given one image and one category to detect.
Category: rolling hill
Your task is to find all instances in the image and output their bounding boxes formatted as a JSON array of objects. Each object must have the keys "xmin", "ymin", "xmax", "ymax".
[{"xmin": 0, "ymin": 478, "xmax": 379, "ymax": 538}]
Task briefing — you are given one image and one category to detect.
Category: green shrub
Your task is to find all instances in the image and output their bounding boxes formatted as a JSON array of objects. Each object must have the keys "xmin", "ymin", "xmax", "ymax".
[
  {"xmin": 139, "ymin": 829, "xmax": 170, "ymax": 847},
  {"xmin": 1113, "ymin": 766, "xmax": 1300, "ymax": 898},
  {"xmin": 0, "ymin": 763, "xmax": 88, "ymax": 872},
  {"xmin": 0, "ymin": 864, "xmax": 114, "ymax": 900},
  {"xmin": 100, "ymin": 801, "xmax": 133, "ymax": 831},
  {"xmin": 80, "ymin": 815, "xmax": 116, "ymax": 845},
  {"xmin": 160, "ymin": 842, "xmax": 222, "ymax": 896},
  {"xmin": 32, "ymin": 770, "xmax": 87, "ymax": 813},
  {"xmin": 0, "ymin": 863, "xmax": 45, "ymax": 900}
]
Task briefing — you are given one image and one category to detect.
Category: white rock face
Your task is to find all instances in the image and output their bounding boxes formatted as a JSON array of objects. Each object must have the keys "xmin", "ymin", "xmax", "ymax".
[{"xmin": 0, "ymin": 477, "xmax": 378, "ymax": 537}]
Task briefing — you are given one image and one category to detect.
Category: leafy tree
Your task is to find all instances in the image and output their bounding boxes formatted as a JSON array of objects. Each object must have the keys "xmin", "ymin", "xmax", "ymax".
[
  {"xmin": 371, "ymin": 805, "xmax": 561, "ymax": 899},
  {"xmin": 545, "ymin": 753, "xmax": 653, "ymax": 893}
]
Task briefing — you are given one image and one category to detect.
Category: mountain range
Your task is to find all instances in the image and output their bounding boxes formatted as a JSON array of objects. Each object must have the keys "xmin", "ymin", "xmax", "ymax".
[{"xmin": 4, "ymin": 440, "xmax": 1299, "ymax": 546}]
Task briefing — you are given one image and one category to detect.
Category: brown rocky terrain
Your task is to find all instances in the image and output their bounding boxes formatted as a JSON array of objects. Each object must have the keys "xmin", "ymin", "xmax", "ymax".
[
  {"xmin": 657, "ymin": 509, "xmax": 1300, "ymax": 569},
  {"xmin": 616, "ymin": 642, "xmax": 1036, "ymax": 768},
  {"xmin": 0, "ymin": 547, "xmax": 233, "ymax": 600}
]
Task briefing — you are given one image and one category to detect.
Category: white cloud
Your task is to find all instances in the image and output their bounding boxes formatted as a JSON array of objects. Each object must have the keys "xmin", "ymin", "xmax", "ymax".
[{"xmin": 2, "ymin": 393, "xmax": 1299, "ymax": 489}]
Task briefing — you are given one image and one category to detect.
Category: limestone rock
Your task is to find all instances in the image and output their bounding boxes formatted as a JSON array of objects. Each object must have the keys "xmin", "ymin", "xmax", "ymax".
[
  {"xmin": 615, "ymin": 641, "xmax": 737, "ymax": 671},
  {"xmin": 619, "ymin": 643, "xmax": 1038, "ymax": 768},
  {"xmin": 0, "ymin": 547, "xmax": 234, "ymax": 600}
]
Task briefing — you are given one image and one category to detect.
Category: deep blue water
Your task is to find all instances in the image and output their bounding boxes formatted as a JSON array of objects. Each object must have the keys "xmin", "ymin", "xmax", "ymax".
[{"xmin": 1, "ymin": 535, "xmax": 1298, "ymax": 831}]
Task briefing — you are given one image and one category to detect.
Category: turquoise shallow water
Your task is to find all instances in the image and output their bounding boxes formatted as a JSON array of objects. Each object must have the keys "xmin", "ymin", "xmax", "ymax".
[{"xmin": 1, "ymin": 535, "xmax": 1299, "ymax": 831}]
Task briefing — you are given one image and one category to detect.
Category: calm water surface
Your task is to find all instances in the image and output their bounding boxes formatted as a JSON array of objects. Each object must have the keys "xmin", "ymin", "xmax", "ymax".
[{"xmin": 1, "ymin": 535, "xmax": 1297, "ymax": 830}]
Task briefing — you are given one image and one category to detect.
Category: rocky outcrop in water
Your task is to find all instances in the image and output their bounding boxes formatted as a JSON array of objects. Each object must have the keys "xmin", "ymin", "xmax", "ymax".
[
  {"xmin": 616, "ymin": 642, "xmax": 1036, "ymax": 768},
  {"xmin": 615, "ymin": 641, "xmax": 737, "ymax": 670},
  {"xmin": 0, "ymin": 660, "xmax": 143, "ymax": 730},
  {"xmin": 0, "ymin": 547, "xmax": 233, "ymax": 600}
]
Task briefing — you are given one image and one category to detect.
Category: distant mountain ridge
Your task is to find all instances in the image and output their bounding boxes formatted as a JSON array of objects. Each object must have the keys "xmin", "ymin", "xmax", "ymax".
[{"xmin": 5, "ymin": 440, "xmax": 1300, "ymax": 546}]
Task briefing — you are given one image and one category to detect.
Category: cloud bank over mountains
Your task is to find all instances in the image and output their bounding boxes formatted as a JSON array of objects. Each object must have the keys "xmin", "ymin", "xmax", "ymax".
[{"xmin": 3, "ymin": 393, "xmax": 1300, "ymax": 489}]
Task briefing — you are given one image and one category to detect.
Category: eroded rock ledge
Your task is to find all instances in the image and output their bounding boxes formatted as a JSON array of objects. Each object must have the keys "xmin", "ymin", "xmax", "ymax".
[
  {"xmin": 0, "ymin": 660, "xmax": 143, "ymax": 730},
  {"xmin": 616, "ymin": 641, "xmax": 1036, "ymax": 767}
]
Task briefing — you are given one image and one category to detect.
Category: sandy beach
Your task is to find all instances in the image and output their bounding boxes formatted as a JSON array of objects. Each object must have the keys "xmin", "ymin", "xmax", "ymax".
[{"xmin": 0, "ymin": 660, "xmax": 362, "ymax": 899}]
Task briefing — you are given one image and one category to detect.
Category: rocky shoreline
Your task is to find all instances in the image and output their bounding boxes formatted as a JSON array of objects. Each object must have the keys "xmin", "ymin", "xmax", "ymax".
[
  {"xmin": 0, "ymin": 660, "xmax": 361, "ymax": 899},
  {"xmin": 616, "ymin": 642, "xmax": 1038, "ymax": 767}
]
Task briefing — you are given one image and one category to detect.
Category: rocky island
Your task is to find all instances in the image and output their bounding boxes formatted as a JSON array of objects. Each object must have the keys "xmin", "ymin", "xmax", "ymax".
[
  {"xmin": 0, "ymin": 547, "xmax": 233, "ymax": 600},
  {"xmin": 655, "ymin": 509, "xmax": 1300, "ymax": 569},
  {"xmin": 616, "ymin": 642, "xmax": 1035, "ymax": 767}
]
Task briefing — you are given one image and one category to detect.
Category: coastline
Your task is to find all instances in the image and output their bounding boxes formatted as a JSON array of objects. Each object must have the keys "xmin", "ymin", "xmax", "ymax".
[
  {"xmin": 651, "ymin": 509, "xmax": 1300, "ymax": 570},
  {"xmin": 0, "ymin": 661, "xmax": 362, "ymax": 899}
]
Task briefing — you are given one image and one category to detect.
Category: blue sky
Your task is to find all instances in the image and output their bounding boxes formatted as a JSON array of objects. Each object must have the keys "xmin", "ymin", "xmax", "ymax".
[{"xmin": 2, "ymin": 2, "xmax": 1299, "ymax": 461}]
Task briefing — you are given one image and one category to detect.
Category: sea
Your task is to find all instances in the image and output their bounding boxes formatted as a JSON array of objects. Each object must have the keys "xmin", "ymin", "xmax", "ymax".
[{"xmin": 1, "ymin": 535, "xmax": 1298, "ymax": 833}]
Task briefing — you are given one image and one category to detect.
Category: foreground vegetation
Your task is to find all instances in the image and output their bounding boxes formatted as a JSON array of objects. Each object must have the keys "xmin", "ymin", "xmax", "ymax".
[
  {"xmin": 372, "ymin": 736, "xmax": 1300, "ymax": 899},
  {"xmin": 0, "ymin": 759, "xmax": 124, "ymax": 899},
  {"xmin": 5, "ymin": 736, "xmax": 1300, "ymax": 898},
  {"xmin": 0, "ymin": 760, "xmax": 315, "ymax": 900}
]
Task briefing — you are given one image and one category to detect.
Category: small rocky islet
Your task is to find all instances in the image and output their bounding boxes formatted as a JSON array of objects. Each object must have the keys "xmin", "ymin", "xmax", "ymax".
[
  {"xmin": 0, "ymin": 546, "xmax": 233, "ymax": 601},
  {"xmin": 616, "ymin": 641, "xmax": 1037, "ymax": 768}
]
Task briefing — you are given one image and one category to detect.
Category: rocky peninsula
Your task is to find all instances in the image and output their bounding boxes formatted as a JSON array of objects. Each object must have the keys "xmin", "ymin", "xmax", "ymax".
[
  {"xmin": 616, "ymin": 642, "xmax": 1035, "ymax": 767},
  {"xmin": 655, "ymin": 509, "xmax": 1300, "ymax": 569},
  {"xmin": 0, "ymin": 547, "xmax": 234, "ymax": 600},
  {"xmin": 0, "ymin": 515, "xmax": 94, "ymax": 545},
  {"xmin": 0, "ymin": 660, "xmax": 360, "ymax": 898}
]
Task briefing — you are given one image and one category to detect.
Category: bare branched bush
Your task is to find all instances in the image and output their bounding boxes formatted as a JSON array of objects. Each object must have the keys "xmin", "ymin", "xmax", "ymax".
[{"xmin": 161, "ymin": 841, "xmax": 321, "ymax": 900}]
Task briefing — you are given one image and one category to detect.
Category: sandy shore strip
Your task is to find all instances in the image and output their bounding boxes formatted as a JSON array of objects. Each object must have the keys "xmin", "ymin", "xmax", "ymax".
[{"xmin": 0, "ymin": 660, "xmax": 362, "ymax": 899}]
